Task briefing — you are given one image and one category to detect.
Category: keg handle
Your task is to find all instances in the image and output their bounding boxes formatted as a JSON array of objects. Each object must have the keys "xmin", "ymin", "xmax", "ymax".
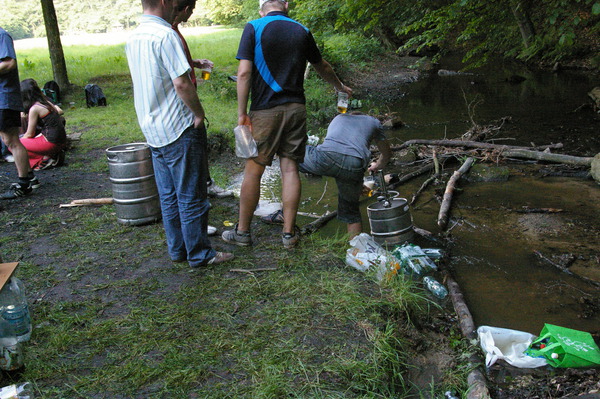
[{"xmin": 376, "ymin": 169, "xmax": 392, "ymax": 208}]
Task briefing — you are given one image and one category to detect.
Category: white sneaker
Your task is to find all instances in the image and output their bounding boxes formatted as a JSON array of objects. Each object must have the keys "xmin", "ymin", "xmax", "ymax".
[
  {"xmin": 207, "ymin": 183, "xmax": 234, "ymax": 198},
  {"xmin": 207, "ymin": 225, "xmax": 217, "ymax": 236},
  {"xmin": 4, "ymin": 155, "xmax": 14, "ymax": 163}
]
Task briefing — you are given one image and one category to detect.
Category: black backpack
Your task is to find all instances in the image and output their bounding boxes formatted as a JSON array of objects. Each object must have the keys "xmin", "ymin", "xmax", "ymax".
[
  {"xmin": 84, "ymin": 84, "xmax": 107, "ymax": 108},
  {"xmin": 42, "ymin": 80, "xmax": 60, "ymax": 104}
]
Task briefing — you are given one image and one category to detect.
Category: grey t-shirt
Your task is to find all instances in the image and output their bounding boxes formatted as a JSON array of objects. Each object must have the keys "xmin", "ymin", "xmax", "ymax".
[{"xmin": 318, "ymin": 113, "xmax": 385, "ymax": 162}]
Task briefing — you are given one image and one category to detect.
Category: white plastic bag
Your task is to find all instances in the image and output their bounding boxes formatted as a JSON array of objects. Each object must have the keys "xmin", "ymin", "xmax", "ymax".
[
  {"xmin": 253, "ymin": 201, "xmax": 282, "ymax": 217},
  {"xmin": 234, "ymin": 125, "xmax": 258, "ymax": 158},
  {"xmin": 477, "ymin": 326, "xmax": 548, "ymax": 368},
  {"xmin": 345, "ymin": 233, "xmax": 400, "ymax": 280}
]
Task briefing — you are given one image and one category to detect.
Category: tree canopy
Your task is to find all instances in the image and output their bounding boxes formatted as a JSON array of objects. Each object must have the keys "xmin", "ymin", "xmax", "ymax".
[{"xmin": 2, "ymin": 0, "xmax": 598, "ymax": 68}]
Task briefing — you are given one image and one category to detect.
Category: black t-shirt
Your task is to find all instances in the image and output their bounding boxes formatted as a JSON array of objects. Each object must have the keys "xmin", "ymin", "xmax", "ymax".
[{"xmin": 236, "ymin": 11, "xmax": 322, "ymax": 110}]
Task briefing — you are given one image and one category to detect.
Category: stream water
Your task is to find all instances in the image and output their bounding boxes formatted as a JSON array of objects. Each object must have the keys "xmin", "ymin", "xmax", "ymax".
[{"xmin": 232, "ymin": 58, "xmax": 600, "ymax": 337}]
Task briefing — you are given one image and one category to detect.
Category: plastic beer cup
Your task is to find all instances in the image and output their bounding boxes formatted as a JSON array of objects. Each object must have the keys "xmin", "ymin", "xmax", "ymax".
[
  {"xmin": 337, "ymin": 92, "xmax": 349, "ymax": 113},
  {"xmin": 201, "ymin": 67, "xmax": 212, "ymax": 80}
]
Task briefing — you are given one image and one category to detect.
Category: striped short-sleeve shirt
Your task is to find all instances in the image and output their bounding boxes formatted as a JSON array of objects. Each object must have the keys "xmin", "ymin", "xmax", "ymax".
[{"xmin": 126, "ymin": 14, "xmax": 192, "ymax": 147}]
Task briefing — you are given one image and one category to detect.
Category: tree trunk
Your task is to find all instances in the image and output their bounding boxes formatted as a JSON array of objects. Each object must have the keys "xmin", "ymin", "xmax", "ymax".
[
  {"xmin": 511, "ymin": 0, "xmax": 536, "ymax": 48},
  {"xmin": 40, "ymin": 0, "xmax": 70, "ymax": 90}
]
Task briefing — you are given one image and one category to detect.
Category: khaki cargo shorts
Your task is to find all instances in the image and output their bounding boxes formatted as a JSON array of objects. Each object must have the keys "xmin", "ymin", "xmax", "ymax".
[{"xmin": 249, "ymin": 103, "xmax": 307, "ymax": 166}]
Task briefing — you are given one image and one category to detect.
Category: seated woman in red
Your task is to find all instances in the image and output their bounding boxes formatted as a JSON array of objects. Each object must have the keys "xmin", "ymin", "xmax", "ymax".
[{"xmin": 20, "ymin": 78, "xmax": 66, "ymax": 170}]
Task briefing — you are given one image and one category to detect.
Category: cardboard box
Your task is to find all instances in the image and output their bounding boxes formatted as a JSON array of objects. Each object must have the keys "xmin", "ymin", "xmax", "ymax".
[{"xmin": 0, "ymin": 262, "xmax": 19, "ymax": 291}]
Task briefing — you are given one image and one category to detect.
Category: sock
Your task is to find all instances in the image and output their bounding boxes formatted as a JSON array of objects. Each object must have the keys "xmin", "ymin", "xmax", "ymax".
[{"xmin": 18, "ymin": 178, "xmax": 29, "ymax": 189}]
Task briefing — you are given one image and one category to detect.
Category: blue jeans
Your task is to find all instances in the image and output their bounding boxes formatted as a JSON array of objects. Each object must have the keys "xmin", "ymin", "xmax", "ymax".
[
  {"xmin": 1, "ymin": 139, "xmax": 9, "ymax": 157},
  {"xmin": 299, "ymin": 145, "xmax": 366, "ymax": 224},
  {"xmin": 150, "ymin": 125, "xmax": 215, "ymax": 267}
]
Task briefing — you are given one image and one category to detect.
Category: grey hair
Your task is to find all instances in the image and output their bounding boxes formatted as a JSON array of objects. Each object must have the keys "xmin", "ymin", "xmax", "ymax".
[{"xmin": 260, "ymin": 0, "xmax": 287, "ymax": 11}]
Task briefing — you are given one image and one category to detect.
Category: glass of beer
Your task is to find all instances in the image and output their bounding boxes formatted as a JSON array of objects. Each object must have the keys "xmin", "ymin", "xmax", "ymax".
[
  {"xmin": 201, "ymin": 67, "xmax": 212, "ymax": 80},
  {"xmin": 337, "ymin": 92, "xmax": 349, "ymax": 113}
]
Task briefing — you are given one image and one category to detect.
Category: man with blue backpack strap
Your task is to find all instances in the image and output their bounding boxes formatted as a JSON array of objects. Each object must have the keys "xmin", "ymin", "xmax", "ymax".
[{"xmin": 222, "ymin": 0, "xmax": 352, "ymax": 249}]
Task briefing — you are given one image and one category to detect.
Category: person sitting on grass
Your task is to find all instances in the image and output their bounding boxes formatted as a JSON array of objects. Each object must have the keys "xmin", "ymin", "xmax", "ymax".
[{"xmin": 19, "ymin": 78, "xmax": 66, "ymax": 170}]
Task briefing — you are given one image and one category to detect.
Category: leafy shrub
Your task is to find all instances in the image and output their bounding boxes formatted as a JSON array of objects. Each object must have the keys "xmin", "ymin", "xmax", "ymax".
[{"xmin": 321, "ymin": 33, "xmax": 384, "ymax": 68}]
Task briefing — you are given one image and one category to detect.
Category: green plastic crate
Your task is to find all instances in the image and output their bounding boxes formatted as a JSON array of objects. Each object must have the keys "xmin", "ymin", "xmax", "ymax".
[{"xmin": 526, "ymin": 324, "xmax": 600, "ymax": 368}]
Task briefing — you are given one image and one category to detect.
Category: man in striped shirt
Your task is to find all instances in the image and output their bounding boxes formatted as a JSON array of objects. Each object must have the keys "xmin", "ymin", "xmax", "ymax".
[{"xmin": 125, "ymin": 0, "xmax": 233, "ymax": 267}]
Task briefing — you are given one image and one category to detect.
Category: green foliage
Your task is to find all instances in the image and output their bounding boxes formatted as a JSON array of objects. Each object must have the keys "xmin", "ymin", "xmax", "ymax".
[
  {"xmin": 0, "ymin": 0, "xmax": 35, "ymax": 39},
  {"xmin": 3, "ymin": 0, "xmax": 599, "ymax": 69},
  {"xmin": 1, "ymin": 0, "xmax": 140, "ymax": 38},
  {"xmin": 192, "ymin": 0, "xmax": 245, "ymax": 26},
  {"xmin": 398, "ymin": 0, "xmax": 600, "ymax": 68},
  {"xmin": 320, "ymin": 33, "xmax": 384, "ymax": 68}
]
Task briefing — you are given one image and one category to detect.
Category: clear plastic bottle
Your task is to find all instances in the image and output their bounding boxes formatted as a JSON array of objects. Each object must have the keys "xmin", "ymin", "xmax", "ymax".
[
  {"xmin": 392, "ymin": 244, "xmax": 438, "ymax": 276},
  {"xmin": 422, "ymin": 276, "xmax": 448, "ymax": 299},
  {"xmin": 0, "ymin": 317, "xmax": 24, "ymax": 371},
  {"xmin": 0, "ymin": 277, "xmax": 32, "ymax": 342}
]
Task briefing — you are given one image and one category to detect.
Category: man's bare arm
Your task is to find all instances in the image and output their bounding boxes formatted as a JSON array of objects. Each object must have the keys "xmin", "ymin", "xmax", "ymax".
[
  {"xmin": 0, "ymin": 58, "xmax": 17, "ymax": 75},
  {"xmin": 173, "ymin": 73, "xmax": 205, "ymax": 128}
]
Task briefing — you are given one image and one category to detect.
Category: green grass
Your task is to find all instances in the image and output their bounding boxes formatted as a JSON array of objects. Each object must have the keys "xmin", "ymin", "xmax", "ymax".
[{"xmin": 2, "ymin": 28, "xmax": 472, "ymax": 398}]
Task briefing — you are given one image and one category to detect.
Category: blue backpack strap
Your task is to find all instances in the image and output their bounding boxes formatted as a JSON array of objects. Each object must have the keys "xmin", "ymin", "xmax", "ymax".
[{"xmin": 249, "ymin": 15, "xmax": 309, "ymax": 93}]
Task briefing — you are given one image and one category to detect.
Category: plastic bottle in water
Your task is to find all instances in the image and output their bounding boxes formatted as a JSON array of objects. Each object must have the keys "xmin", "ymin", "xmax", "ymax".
[
  {"xmin": 392, "ymin": 244, "xmax": 438, "ymax": 276},
  {"xmin": 0, "ymin": 317, "xmax": 24, "ymax": 371},
  {"xmin": 422, "ymin": 276, "xmax": 448, "ymax": 299},
  {"xmin": 0, "ymin": 277, "xmax": 32, "ymax": 342}
]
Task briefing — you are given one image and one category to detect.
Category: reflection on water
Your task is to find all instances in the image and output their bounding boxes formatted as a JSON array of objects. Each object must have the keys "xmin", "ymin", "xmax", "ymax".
[
  {"xmin": 385, "ymin": 60, "xmax": 599, "ymax": 334},
  {"xmin": 444, "ymin": 176, "xmax": 600, "ymax": 334},
  {"xmin": 230, "ymin": 60, "xmax": 599, "ymax": 335}
]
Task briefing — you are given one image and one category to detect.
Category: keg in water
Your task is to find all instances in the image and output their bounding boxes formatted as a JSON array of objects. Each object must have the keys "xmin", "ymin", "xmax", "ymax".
[
  {"xmin": 367, "ymin": 197, "xmax": 414, "ymax": 246},
  {"xmin": 106, "ymin": 143, "xmax": 161, "ymax": 226}
]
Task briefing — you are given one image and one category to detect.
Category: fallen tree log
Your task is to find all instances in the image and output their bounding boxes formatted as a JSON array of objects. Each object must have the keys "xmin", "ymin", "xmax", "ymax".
[
  {"xmin": 534, "ymin": 250, "xmax": 600, "ymax": 288},
  {"xmin": 72, "ymin": 198, "xmax": 113, "ymax": 205},
  {"xmin": 413, "ymin": 226, "xmax": 446, "ymax": 245},
  {"xmin": 410, "ymin": 174, "xmax": 438, "ymax": 205},
  {"xmin": 447, "ymin": 277, "xmax": 476, "ymax": 339},
  {"xmin": 391, "ymin": 139, "xmax": 563, "ymax": 152},
  {"xmin": 301, "ymin": 211, "xmax": 338, "ymax": 235},
  {"xmin": 501, "ymin": 149, "xmax": 593, "ymax": 166},
  {"xmin": 388, "ymin": 162, "xmax": 436, "ymax": 190},
  {"xmin": 516, "ymin": 207, "xmax": 563, "ymax": 214},
  {"xmin": 446, "ymin": 276, "xmax": 491, "ymax": 399},
  {"xmin": 438, "ymin": 157, "xmax": 475, "ymax": 230},
  {"xmin": 59, "ymin": 198, "xmax": 114, "ymax": 208},
  {"xmin": 410, "ymin": 150, "xmax": 439, "ymax": 206}
]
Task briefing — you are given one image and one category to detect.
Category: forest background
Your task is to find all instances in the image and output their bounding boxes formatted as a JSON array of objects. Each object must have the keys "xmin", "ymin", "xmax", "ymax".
[{"xmin": 1, "ymin": 0, "xmax": 600, "ymax": 70}]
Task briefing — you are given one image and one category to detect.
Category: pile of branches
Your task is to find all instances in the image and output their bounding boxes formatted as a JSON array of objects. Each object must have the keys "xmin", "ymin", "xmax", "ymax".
[{"xmin": 378, "ymin": 120, "xmax": 594, "ymax": 231}]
